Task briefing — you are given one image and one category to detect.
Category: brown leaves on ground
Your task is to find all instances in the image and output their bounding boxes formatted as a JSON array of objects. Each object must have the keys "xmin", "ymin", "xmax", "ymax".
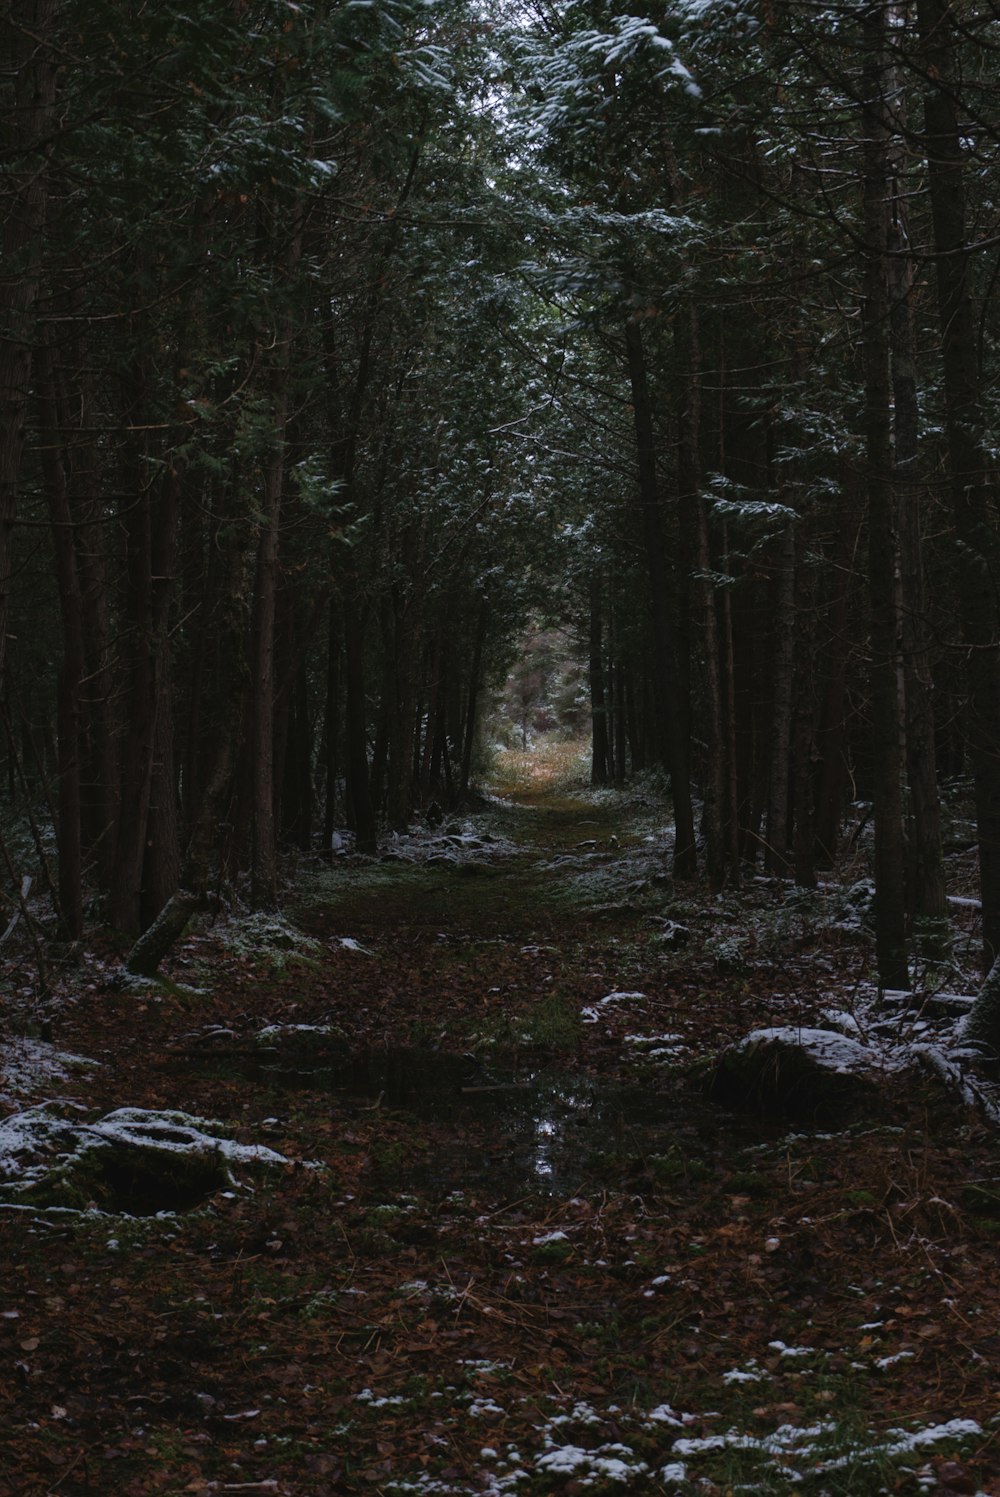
[{"xmin": 2, "ymin": 793, "xmax": 1000, "ymax": 1493}]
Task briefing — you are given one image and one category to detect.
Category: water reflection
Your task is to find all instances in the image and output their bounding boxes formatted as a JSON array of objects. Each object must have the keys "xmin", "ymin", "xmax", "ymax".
[
  {"xmin": 534, "ymin": 1117, "xmax": 557, "ymax": 1178},
  {"xmin": 188, "ymin": 1031, "xmax": 725, "ymax": 1195}
]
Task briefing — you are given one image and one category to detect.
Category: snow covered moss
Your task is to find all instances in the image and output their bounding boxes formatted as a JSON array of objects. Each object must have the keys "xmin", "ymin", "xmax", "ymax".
[
  {"xmin": 218, "ymin": 911, "xmax": 322, "ymax": 971},
  {"xmin": 0, "ymin": 1104, "xmax": 290, "ymax": 1215}
]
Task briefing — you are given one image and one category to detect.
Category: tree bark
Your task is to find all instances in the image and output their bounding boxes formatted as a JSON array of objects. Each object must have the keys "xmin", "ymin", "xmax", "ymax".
[
  {"xmin": 124, "ymin": 497, "xmax": 255, "ymax": 974},
  {"xmin": 682, "ymin": 303, "xmax": 727, "ymax": 888},
  {"xmin": 888, "ymin": 144, "xmax": 948, "ymax": 951},
  {"xmin": 589, "ymin": 575, "xmax": 610, "ymax": 785},
  {"xmin": 918, "ymin": 0, "xmax": 1000, "ymax": 967},
  {"xmin": 109, "ymin": 369, "xmax": 179, "ymax": 935},
  {"xmin": 862, "ymin": 2, "xmax": 909, "ymax": 990},
  {"xmin": 764, "ymin": 520, "xmax": 796, "ymax": 877},
  {"xmin": 323, "ymin": 600, "xmax": 342, "ymax": 846},
  {"xmin": 249, "ymin": 434, "xmax": 285, "ymax": 908},
  {"xmin": 37, "ymin": 340, "xmax": 81, "ymax": 936},
  {"xmin": 624, "ymin": 318, "xmax": 696, "ymax": 877},
  {"xmin": 0, "ymin": 0, "xmax": 57, "ymax": 680},
  {"xmin": 459, "ymin": 599, "xmax": 489, "ymax": 799}
]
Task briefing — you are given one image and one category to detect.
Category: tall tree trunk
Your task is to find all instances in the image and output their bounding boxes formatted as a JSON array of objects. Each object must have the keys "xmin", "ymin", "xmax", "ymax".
[
  {"xmin": 918, "ymin": 0, "xmax": 1000, "ymax": 967},
  {"xmin": 249, "ymin": 447, "xmax": 284, "ymax": 908},
  {"xmin": 142, "ymin": 668, "xmax": 181, "ymax": 930},
  {"xmin": 37, "ymin": 341, "xmax": 81, "ymax": 936},
  {"xmin": 0, "ymin": 0, "xmax": 56, "ymax": 680},
  {"xmin": 863, "ymin": 3, "xmax": 909, "ymax": 990},
  {"xmin": 813, "ymin": 488, "xmax": 864, "ymax": 867},
  {"xmin": 342, "ymin": 569, "xmax": 377, "ymax": 854},
  {"xmin": 386, "ymin": 587, "xmax": 419, "ymax": 830},
  {"xmin": 764, "ymin": 519, "xmax": 796, "ymax": 876},
  {"xmin": 589, "ymin": 575, "xmax": 610, "ymax": 785},
  {"xmin": 109, "ymin": 379, "xmax": 160, "ymax": 935},
  {"xmin": 323, "ymin": 600, "xmax": 341, "ymax": 847},
  {"xmin": 624, "ymin": 318, "xmax": 696, "ymax": 877},
  {"xmin": 683, "ymin": 304, "xmax": 727, "ymax": 887},
  {"xmin": 791, "ymin": 540, "xmax": 817, "ymax": 888},
  {"xmin": 694, "ymin": 492, "xmax": 727, "ymax": 889},
  {"xmin": 124, "ymin": 501, "xmax": 255, "ymax": 974},
  {"xmin": 888, "ymin": 156, "xmax": 948, "ymax": 952},
  {"xmin": 460, "ymin": 599, "xmax": 489, "ymax": 799},
  {"xmin": 613, "ymin": 660, "xmax": 627, "ymax": 785}
]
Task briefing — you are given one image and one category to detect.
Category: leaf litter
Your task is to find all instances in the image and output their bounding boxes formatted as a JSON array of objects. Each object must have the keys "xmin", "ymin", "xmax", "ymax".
[{"xmin": 2, "ymin": 783, "xmax": 1000, "ymax": 1493}]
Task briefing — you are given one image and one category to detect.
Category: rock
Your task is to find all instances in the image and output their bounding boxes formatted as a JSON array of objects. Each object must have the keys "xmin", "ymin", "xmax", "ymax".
[
  {"xmin": 710, "ymin": 1027, "xmax": 881, "ymax": 1123},
  {"xmin": 1, "ymin": 1106, "xmax": 289, "ymax": 1215},
  {"xmin": 652, "ymin": 920, "xmax": 691, "ymax": 948}
]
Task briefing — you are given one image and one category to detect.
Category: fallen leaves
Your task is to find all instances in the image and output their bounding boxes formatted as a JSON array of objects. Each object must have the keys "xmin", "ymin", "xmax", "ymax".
[{"xmin": 3, "ymin": 794, "xmax": 1000, "ymax": 1493}]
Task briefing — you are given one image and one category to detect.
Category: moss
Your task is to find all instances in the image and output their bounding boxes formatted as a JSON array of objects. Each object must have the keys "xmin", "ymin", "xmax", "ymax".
[{"xmin": 19, "ymin": 1138, "xmax": 229, "ymax": 1215}]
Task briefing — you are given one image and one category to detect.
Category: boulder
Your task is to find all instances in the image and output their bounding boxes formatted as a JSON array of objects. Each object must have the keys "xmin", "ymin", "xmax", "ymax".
[{"xmin": 710, "ymin": 1026, "xmax": 882, "ymax": 1123}]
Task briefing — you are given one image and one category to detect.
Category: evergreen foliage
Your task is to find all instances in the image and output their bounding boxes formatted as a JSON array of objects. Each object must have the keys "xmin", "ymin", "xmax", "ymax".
[{"xmin": 1, "ymin": 0, "xmax": 998, "ymax": 982}]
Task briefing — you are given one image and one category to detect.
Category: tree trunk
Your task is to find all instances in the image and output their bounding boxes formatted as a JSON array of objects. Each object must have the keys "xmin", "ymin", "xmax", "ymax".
[
  {"xmin": 693, "ymin": 493, "xmax": 727, "ymax": 889},
  {"xmin": 37, "ymin": 342, "xmax": 81, "ymax": 936},
  {"xmin": 683, "ymin": 303, "xmax": 727, "ymax": 888},
  {"xmin": 0, "ymin": 0, "xmax": 56, "ymax": 680},
  {"xmin": 589, "ymin": 575, "xmax": 610, "ymax": 785},
  {"xmin": 342, "ymin": 572, "xmax": 377, "ymax": 853},
  {"xmin": 323, "ymin": 600, "xmax": 342, "ymax": 847},
  {"xmin": 918, "ymin": 0, "xmax": 1000, "ymax": 967},
  {"xmin": 250, "ymin": 404, "xmax": 289, "ymax": 908},
  {"xmin": 813, "ymin": 490, "xmax": 863, "ymax": 868},
  {"xmin": 108, "ymin": 389, "xmax": 162, "ymax": 935},
  {"xmin": 624, "ymin": 318, "xmax": 696, "ymax": 877},
  {"xmin": 862, "ymin": 3, "xmax": 909, "ymax": 990},
  {"xmin": 764, "ymin": 520, "xmax": 796, "ymax": 876},
  {"xmin": 460, "ymin": 599, "xmax": 489, "ymax": 799},
  {"xmin": 888, "ymin": 156, "xmax": 948, "ymax": 952},
  {"xmin": 124, "ymin": 497, "xmax": 255, "ymax": 974},
  {"xmin": 613, "ymin": 660, "xmax": 627, "ymax": 785},
  {"xmin": 791, "ymin": 539, "xmax": 817, "ymax": 889},
  {"xmin": 386, "ymin": 587, "xmax": 419, "ymax": 830}
]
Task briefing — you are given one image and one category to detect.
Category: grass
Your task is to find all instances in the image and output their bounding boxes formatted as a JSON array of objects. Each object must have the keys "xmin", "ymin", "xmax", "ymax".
[
  {"xmin": 489, "ymin": 736, "xmax": 592, "ymax": 797},
  {"xmin": 472, "ymin": 992, "xmax": 581, "ymax": 1053}
]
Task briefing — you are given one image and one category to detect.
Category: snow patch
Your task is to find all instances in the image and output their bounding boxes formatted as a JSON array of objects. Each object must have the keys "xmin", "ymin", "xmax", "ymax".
[
  {"xmin": 536, "ymin": 1443, "xmax": 648, "ymax": 1483},
  {"xmin": 745, "ymin": 1027, "xmax": 895, "ymax": 1074}
]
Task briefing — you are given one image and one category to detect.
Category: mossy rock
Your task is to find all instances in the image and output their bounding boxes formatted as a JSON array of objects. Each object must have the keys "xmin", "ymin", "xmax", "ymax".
[
  {"xmin": 710, "ymin": 1027, "xmax": 881, "ymax": 1124},
  {"xmin": 27, "ymin": 1139, "xmax": 228, "ymax": 1214},
  {"xmin": 1, "ymin": 1106, "xmax": 287, "ymax": 1216}
]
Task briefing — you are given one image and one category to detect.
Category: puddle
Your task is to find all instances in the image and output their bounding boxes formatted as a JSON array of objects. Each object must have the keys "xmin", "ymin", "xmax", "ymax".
[{"xmin": 186, "ymin": 1033, "xmax": 738, "ymax": 1195}]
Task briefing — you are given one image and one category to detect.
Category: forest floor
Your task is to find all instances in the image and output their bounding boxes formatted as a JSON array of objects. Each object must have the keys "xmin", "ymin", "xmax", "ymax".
[{"xmin": 2, "ymin": 744, "xmax": 1000, "ymax": 1495}]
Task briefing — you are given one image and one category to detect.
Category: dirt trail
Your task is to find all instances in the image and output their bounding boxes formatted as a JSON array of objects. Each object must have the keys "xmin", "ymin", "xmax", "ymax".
[{"xmin": 2, "ymin": 779, "xmax": 1000, "ymax": 1493}]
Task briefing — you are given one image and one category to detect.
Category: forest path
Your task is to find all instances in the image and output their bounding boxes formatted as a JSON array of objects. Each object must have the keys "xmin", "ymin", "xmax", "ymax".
[{"xmin": 5, "ymin": 775, "xmax": 1000, "ymax": 1494}]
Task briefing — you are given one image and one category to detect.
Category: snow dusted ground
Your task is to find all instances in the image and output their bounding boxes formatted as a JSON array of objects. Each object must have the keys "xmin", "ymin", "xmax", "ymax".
[
  {"xmin": 1, "ymin": 783, "xmax": 997, "ymax": 1493},
  {"xmin": 347, "ymin": 1378, "xmax": 983, "ymax": 1495},
  {"xmin": 0, "ymin": 1035, "xmax": 97, "ymax": 1110}
]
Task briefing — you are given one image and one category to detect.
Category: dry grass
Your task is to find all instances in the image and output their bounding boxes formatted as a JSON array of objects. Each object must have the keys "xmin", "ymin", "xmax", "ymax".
[{"xmin": 488, "ymin": 735, "xmax": 591, "ymax": 798}]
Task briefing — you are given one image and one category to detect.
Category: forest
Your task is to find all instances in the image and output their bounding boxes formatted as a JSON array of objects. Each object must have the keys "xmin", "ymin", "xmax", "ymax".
[
  {"xmin": 5, "ymin": 1, "xmax": 1000, "ymax": 1493},
  {"xmin": 1, "ymin": 0, "xmax": 996, "ymax": 986}
]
